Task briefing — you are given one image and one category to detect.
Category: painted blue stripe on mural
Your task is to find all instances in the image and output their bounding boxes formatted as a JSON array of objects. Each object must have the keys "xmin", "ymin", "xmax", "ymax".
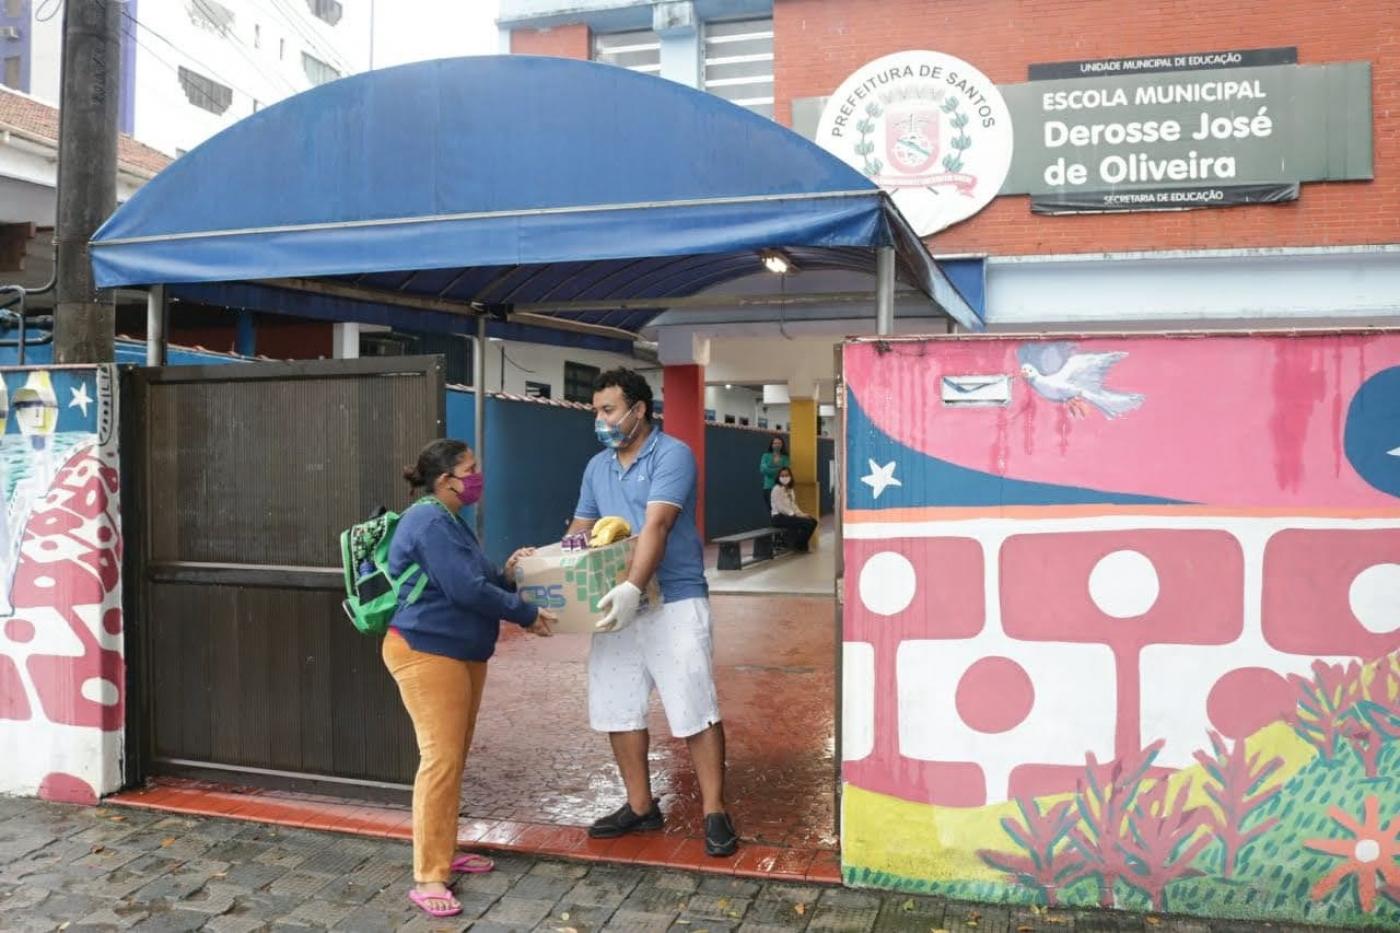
[{"xmin": 845, "ymin": 387, "xmax": 1182, "ymax": 509}]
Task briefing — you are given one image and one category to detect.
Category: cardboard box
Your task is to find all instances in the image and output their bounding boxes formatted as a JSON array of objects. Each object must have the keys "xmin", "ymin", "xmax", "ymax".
[{"xmin": 513, "ymin": 537, "xmax": 661, "ymax": 634}]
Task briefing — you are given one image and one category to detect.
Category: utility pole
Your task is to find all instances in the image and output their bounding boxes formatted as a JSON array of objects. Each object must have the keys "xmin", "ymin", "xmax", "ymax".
[{"xmin": 53, "ymin": 0, "xmax": 121, "ymax": 364}]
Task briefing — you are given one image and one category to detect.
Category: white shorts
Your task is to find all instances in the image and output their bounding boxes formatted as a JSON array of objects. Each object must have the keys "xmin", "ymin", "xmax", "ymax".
[{"xmin": 587, "ymin": 597, "xmax": 721, "ymax": 738}]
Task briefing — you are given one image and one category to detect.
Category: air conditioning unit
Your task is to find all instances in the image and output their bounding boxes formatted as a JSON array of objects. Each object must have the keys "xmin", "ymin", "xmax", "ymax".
[{"xmin": 0, "ymin": 27, "xmax": 22, "ymax": 40}]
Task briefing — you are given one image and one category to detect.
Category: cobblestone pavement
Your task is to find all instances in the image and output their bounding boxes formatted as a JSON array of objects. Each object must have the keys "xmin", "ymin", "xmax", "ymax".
[{"xmin": 0, "ymin": 798, "xmax": 1363, "ymax": 932}]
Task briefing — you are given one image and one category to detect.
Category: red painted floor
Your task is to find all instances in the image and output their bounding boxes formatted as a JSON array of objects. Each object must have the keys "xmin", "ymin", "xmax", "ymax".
[
  {"xmin": 110, "ymin": 594, "xmax": 840, "ymax": 881},
  {"xmin": 468, "ymin": 593, "xmax": 837, "ymax": 850}
]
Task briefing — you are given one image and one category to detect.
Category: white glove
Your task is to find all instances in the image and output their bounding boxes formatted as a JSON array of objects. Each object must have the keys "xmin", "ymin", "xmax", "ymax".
[{"xmin": 595, "ymin": 581, "xmax": 642, "ymax": 633}]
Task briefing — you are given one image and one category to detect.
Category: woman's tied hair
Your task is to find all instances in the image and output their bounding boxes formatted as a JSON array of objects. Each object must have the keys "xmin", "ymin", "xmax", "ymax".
[{"xmin": 403, "ymin": 438, "xmax": 468, "ymax": 490}]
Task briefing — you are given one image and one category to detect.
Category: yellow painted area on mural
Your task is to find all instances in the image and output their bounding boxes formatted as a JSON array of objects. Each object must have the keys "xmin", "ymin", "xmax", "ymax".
[
  {"xmin": 843, "ymin": 722, "xmax": 1321, "ymax": 881},
  {"xmin": 842, "ymin": 783, "xmax": 1019, "ymax": 882}
]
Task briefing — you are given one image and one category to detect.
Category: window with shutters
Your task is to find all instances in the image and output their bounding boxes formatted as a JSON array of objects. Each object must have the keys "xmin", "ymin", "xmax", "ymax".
[
  {"xmin": 177, "ymin": 66, "xmax": 233, "ymax": 114},
  {"xmin": 302, "ymin": 51, "xmax": 340, "ymax": 86},
  {"xmin": 702, "ymin": 18, "xmax": 774, "ymax": 119},
  {"xmin": 591, "ymin": 29, "xmax": 660, "ymax": 77},
  {"xmin": 306, "ymin": 0, "xmax": 342, "ymax": 27},
  {"xmin": 564, "ymin": 362, "xmax": 602, "ymax": 404},
  {"xmin": 187, "ymin": 0, "xmax": 235, "ymax": 37}
]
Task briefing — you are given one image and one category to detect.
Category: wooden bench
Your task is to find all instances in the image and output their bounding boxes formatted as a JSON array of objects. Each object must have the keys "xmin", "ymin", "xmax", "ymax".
[{"xmin": 714, "ymin": 527, "xmax": 788, "ymax": 571}]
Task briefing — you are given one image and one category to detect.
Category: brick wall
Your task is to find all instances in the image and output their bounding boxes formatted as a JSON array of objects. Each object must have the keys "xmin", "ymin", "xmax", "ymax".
[
  {"xmin": 510, "ymin": 23, "xmax": 591, "ymax": 59},
  {"xmin": 168, "ymin": 322, "xmax": 333, "ymax": 360},
  {"xmin": 774, "ymin": 0, "xmax": 1398, "ymax": 256}
]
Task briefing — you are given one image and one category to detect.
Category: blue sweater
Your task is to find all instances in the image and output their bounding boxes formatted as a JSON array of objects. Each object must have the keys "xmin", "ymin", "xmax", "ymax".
[{"xmin": 388, "ymin": 500, "xmax": 538, "ymax": 661}]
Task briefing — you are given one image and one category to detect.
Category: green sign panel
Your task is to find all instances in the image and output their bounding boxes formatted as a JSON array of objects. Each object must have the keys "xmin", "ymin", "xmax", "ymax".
[
  {"xmin": 999, "ymin": 48, "xmax": 1373, "ymax": 212},
  {"xmin": 791, "ymin": 48, "xmax": 1373, "ymax": 215}
]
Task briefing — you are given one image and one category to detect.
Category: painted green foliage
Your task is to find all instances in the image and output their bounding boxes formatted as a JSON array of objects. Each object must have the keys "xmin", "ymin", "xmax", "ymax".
[{"xmin": 852, "ymin": 654, "xmax": 1400, "ymax": 925}]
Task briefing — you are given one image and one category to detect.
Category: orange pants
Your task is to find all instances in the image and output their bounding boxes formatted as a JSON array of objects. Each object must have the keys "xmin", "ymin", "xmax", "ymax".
[{"xmin": 382, "ymin": 629, "xmax": 488, "ymax": 884}]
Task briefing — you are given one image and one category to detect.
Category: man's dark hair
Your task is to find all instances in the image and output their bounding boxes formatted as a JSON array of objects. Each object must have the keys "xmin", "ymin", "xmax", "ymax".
[{"xmin": 593, "ymin": 368, "xmax": 654, "ymax": 421}]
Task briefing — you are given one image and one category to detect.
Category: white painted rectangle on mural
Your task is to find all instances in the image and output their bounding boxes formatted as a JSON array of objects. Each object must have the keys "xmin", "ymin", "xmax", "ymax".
[
  {"xmin": 841, "ymin": 641, "xmax": 874, "ymax": 762},
  {"xmin": 940, "ymin": 375, "xmax": 1012, "ymax": 407}
]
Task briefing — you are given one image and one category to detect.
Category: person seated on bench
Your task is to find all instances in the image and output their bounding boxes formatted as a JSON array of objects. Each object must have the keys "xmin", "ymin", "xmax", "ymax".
[{"xmin": 769, "ymin": 467, "xmax": 816, "ymax": 553}]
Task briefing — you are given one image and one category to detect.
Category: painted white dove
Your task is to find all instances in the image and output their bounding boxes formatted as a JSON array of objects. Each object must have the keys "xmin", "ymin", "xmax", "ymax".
[{"xmin": 1017, "ymin": 342, "xmax": 1145, "ymax": 420}]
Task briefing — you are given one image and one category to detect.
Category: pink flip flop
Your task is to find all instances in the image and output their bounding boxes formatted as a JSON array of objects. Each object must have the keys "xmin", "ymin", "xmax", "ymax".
[
  {"xmin": 451, "ymin": 852, "xmax": 495, "ymax": 873},
  {"xmin": 408, "ymin": 888, "xmax": 462, "ymax": 918}
]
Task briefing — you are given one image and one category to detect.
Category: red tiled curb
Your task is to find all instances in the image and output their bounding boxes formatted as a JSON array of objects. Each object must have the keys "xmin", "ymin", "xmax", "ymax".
[
  {"xmin": 631, "ymin": 833, "xmax": 689, "ymax": 867},
  {"xmin": 454, "ymin": 817, "xmax": 501, "ymax": 845},
  {"xmin": 506, "ymin": 823, "xmax": 573, "ymax": 854},
  {"xmin": 476, "ymin": 819, "xmax": 530, "ymax": 848},
  {"xmin": 540, "ymin": 826, "xmax": 591, "ymax": 855},
  {"xmin": 770, "ymin": 849, "xmax": 822, "ymax": 881},
  {"xmin": 569, "ymin": 834, "xmax": 621, "ymax": 862},
  {"xmin": 805, "ymin": 850, "xmax": 843, "ymax": 884},
  {"xmin": 106, "ymin": 782, "xmax": 840, "ymax": 883}
]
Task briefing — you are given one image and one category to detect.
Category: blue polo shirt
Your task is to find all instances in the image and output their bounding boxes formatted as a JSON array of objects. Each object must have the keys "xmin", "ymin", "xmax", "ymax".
[{"xmin": 574, "ymin": 428, "xmax": 708, "ymax": 603}]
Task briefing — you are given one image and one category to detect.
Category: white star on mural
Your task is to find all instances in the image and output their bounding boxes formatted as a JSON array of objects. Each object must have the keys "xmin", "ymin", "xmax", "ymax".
[
  {"xmin": 68, "ymin": 383, "xmax": 93, "ymax": 417},
  {"xmin": 1389, "ymin": 445, "xmax": 1400, "ymax": 457},
  {"xmin": 860, "ymin": 459, "xmax": 902, "ymax": 500}
]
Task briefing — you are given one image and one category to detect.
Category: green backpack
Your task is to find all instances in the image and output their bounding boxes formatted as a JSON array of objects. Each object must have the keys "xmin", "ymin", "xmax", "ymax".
[{"xmin": 339, "ymin": 504, "xmax": 431, "ymax": 636}]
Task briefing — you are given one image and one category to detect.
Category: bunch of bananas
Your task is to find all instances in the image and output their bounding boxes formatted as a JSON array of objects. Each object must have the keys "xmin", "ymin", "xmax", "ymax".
[{"xmin": 589, "ymin": 515, "xmax": 632, "ymax": 548}]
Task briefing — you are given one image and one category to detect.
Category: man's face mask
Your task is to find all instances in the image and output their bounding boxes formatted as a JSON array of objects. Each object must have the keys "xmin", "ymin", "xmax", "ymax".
[{"xmin": 595, "ymin": 403, "xmax": 641, "ymax": 449}]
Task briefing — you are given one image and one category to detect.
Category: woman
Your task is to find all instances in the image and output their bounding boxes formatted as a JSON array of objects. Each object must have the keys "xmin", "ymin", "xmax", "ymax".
[
  {"xmin": 384, "ymin": 439, "xmax": 556, "ymax": 918},
  {"xmin": 770, "ymin": 466, "xmax": 817, "ymax": 552},
  {"xmin": 759, "ymin": 435, "xmax": 790, "ymax": 515}
]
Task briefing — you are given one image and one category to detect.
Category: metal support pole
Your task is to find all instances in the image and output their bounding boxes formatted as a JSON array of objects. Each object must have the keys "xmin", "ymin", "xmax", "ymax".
[
  {"xmin": 53, "ymin": 0, "xmax": 120, "ymax": 363},
  {"xmin": 0, "ymin": 286, "xmax": 25, "ymax": 364},
  {"xmin": 146, "ymin": 286, "xmax": 167, "ymax": 366},
  {"xmin": 473, "ymin": 314, "xmax": 487, "ymax": 542},
  {"xmin": 875, "ymin": 246, "xmax": 896, "ymax": 337},
  {"xmin": 235, "ymin": 310, "xmax": 257, "ymax": 357}
]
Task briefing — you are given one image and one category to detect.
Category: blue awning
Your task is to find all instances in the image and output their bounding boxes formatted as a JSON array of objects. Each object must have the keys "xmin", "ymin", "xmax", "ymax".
[{"xmin": 91, "ymin": 55, "xmax": 981, "ymax": 331}]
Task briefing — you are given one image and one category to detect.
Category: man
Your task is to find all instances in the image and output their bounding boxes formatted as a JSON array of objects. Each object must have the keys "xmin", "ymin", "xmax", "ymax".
[{"xmin": 567, "ymin": 368, "xmax": 738, "ymax": 857}]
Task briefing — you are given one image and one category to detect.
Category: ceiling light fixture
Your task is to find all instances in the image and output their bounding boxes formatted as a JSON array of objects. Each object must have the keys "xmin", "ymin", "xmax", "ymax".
[{"xmin": 759, "ymin": 249, "xmax": 795, "ymax": 275}]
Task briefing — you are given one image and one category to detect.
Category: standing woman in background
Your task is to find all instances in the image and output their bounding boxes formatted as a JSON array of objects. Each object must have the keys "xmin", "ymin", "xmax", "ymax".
[
  {"xmin": 383, "ymin": 438, "xmax": 556, "ymax": 919},
  {"xmin": 758, "ymin": 435, "xmax": 790, "ymax": 516}
]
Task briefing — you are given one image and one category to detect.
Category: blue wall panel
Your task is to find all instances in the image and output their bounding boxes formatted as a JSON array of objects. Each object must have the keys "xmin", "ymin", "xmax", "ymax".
[
  {"xmin": 440, "ymin": 393, "xmax": 836, "ymax": 561},
  {"xmin": 818, "ymin": 436, "xmax": 835, "ymax": 516},
  {"xmin": 445, "ymin": 390, "xmax": 599, "ymax": 565},
  {"xmin": 0, "ymin": 338, "xmax": 242, "ymax": 368},
  {"xmin": 704, "ymin": 424, "xmax": 786, "ymax": 539}
]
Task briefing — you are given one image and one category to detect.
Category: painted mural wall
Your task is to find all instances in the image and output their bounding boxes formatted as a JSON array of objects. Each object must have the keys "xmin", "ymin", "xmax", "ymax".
[
  {"xmin": 840, "ymin": 334, "xmax": 1400, "ymax": 924},
  {"xmin": 0, "ymin": 365, "xmax": 123, "ymax": 804}
]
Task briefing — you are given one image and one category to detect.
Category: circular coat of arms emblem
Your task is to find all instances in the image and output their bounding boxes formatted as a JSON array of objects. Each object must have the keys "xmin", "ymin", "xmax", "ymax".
[{"xmin": 816, "ymin": 50, "xmax": 1014, "ymax": 236}]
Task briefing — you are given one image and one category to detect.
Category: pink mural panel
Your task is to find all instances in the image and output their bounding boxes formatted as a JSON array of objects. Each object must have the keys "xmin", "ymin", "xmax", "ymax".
[
  {"xmin": 1001, "ymin": 529, "xmax": 1243, "ymax": 756},
  {"xmin": 843, "ymin": 333, "xmax": 1400, "ymax": 509},
  {"xmin": 0, "ymin": 366, "xmax": 124, "ymax": 802},
  {"xmin": 841, "ymin": 332, "xmax": 1400, "ymax": 925},
  {"xmin": 844, "ymin": 536, "xmax": 985, "ymax": 804},
  {"xmin": 1262, "ymin": 528, "xmax": 1400, "ymax": 659}
]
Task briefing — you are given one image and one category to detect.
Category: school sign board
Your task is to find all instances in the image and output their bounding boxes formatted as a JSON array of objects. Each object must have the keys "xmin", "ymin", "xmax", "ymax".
[
  {"xmin": 1001, "ymin": 48, "xmax": 1373, "ymax": 212},
  {"xmin": 804, "ymin": 47, "xmax": 1372, "ymax": 217}
]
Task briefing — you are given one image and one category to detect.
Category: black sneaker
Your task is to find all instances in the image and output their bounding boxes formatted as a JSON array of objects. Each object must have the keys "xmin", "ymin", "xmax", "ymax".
[
  {"xmin": 587, "ymin": 799, "xmax": 664, "ymax": 839},
  {"xmin": 704, "ymin": 812, "xmax": 739, "ymax": 857}
]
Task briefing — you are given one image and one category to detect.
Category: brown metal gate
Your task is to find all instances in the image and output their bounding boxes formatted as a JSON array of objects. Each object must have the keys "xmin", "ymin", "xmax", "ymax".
[{"xmin": 123, "ymin": 356, "xmax": 445, "ymax": 797}]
